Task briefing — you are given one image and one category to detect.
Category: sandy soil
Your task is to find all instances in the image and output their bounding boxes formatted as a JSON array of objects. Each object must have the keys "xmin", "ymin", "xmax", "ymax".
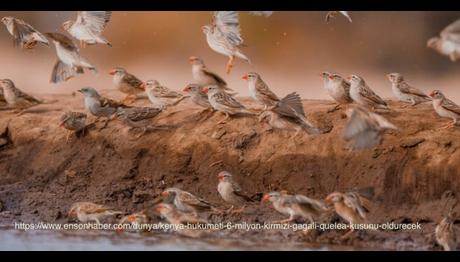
[{"xmin": 0, "ymin": 92, "xmax": 459, "ymax": 250}]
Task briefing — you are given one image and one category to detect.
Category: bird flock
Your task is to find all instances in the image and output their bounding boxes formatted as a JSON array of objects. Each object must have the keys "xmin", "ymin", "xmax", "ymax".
[{"xmin": 0, "ymin": 11, "xmax": 459, "ymax": 250}]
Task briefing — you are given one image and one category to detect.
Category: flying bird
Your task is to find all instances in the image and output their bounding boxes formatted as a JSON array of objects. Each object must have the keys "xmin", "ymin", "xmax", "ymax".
[
  {"xmin": 325, "ymin": 11, "xmax": 352, "ymax": 23},
  {"xmin": 46, "ymin": 32, "xmax": 97, "ymax": 83},
  {"xmin": 62, "ymin": 11, "xmax": 112, "ymax": 47},
  {"xmin": 1, "ymin": 16, "xmax": 49, "ymax": 49},
  {"xmin": 428, "ymin": 19, "xmax": 460, "ymax": 62}
]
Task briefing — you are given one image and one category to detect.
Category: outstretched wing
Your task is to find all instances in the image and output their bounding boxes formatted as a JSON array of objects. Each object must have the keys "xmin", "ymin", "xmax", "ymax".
[
  {"xmin": 441, "ymin": 19, "xmax": 460, "ymax": 43},
  {"xmin": 213, "ymin": 11, "xmax": 244, "ymax": 46},
  {"xmin": 45, "ymin": 32, "xmax": 78, "ymax": 51},
  {"xmin": 248, "ymin": 11, "xmax": 274, "ymax": 17},
  {"xmin": 76, "ymin": 11, "xmax": 112, "ymax": 34},
  {"xmin": 274, "ymin": 92, "xmax": 305, "ymax": 118},
  {"xmin": 343, "ymin": 107, "xmax": 381, "ymax": 149},
  {"xmin": 441, "ymin": 98, "xmax": 460, "ymax": 115},
  {"xmin": 202, "ymin": 68, "xmax": 227, "ymax": 86}
]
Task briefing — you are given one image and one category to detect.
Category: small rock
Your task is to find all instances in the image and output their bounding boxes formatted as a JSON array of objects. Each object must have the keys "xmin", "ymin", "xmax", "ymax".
[{"xmin": 400, "ymin": 138, "xmax": 425, "ymax": 148}]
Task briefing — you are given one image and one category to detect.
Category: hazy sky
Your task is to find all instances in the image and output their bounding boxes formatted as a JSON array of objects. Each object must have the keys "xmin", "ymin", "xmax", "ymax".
[{"xmin": 1, "ymin": 11, "xmax": 460, "ymax": 102}]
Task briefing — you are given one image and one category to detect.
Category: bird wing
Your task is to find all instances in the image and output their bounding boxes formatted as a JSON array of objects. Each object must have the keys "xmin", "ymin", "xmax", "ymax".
[
  {"xmin": 156, "ymin": 86, "xmax": 182, "ymax": 98},
  {"xmin": 397, "ymin": 82, "xmax": 429, "ymax": 98},
  {"xmin": 180, "ymin": 191, "xmax": 212, "ymax": 208},
  {"xmin": 123, "ymin": 73, "xmax": 144, "ymax": 90},
  {"xmin": 291, "ymin": 195, "xmax": 327, "ymax": 212},
  {"xmin": 256, "ymin": 80, "xmax": 279, "ymax": 102},
  {"xmin": 359, "ymin": 84, "xmax": 387, "ymax": 106},
  {"xmin": 123, "ymin": 107, "xmax": 162, "ymax": 121},
  {"xmin": 11, "ymin": 18, "xmax": 48, "ymax": 47},
  {"xmin": 99, "ymin": 96, "xmax": 128, "ymax": 108},
  {"xmin": 13, "ymin": 87, "xmax": 41, "ymax": 103},
  {"xmin": 76, "ymin": 11, "xmax": 112, "ymax": 34},
  {"xmin": 441, "ymin": 98, "xmax": 460, "ymax": 115},
  {"xmin": 248, "ymin": 11, "xmax": 274, "ymax": 17},
  {"xmin": 344, "ymin": 193, "xmax": 368, "ymax": 219},
  {"xmin": 274, "ymin": 92, "xmax": 305, "ymax": 118},
  {"xmin": 343, "ymin": 107, "xmax": 381, "ymax": 149},
  {"xmin": 45, "ymin": 32, "xmax": 78, "ymax": 51},
  {"xmin": 213, "ymin": 92, "xmax": 246, "ymax": 109},
  {"xmin": 202, "ymin": 68, "xmax": 227, "ymax": 86},
  {"xmin": 441, "ymin": 19, "xmax": 460, "ymax": 43},
  {"xmin": 213, "ymin": 11, "xmax": 244, "ymax": 46},
  {"xmin": 231, "ymin": 181, "xmax": 253, "ymax": 201},
  {"xmin": 339, "ymin": 11, "xmax": 353, "ymax": 23},
  {"xmin": 50, "ymin": 60, "xmax": 83, "ymax": 84}
]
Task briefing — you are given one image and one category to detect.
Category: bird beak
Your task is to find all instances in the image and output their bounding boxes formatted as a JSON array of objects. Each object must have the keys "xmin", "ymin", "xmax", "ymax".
[
  {"xmin": 328, "ymin": 75, "xmax": 334, "ymax": 80},
  {"xmin": 161, "ymin": 191, "xmax": 168, "ymax": 197},
  {"xmin": 346, "ymin": 76, "xmax": 352, "ymax": 81},
  {"xmin": 140, "ymin": 83, "xmax": 146, "ymax": 90},
  {"xmin": 201, "ymin": 26, "xmax": 207, "ymax": 32},
  {"xmin": 188, "ymin": 57, "xmax": 195, "ymax": 64},
  {"xmin": 59, "ymin": 121, "xmax": 65, "ymax": 127},
  {"xmin": 109, "ymin": 114, "xmax": 118, "ymax": 121},
  {"xmin": 77, "ymin": 89, "xmax": 83, "ymax": 93},
  {"xmin": 242, "ymin": 74, "xmax": 248, "ymax": 80},
  {"xmin": 429, "ymin": 91, "xmax": 435, "ymax": 98},
  {"xmin": 127, "ymin": 215, "xmax": 136, "ymax": 223},
  {"xmin": 109, "ymin": 69, "xmax": 116, "ymax": 75},
  {"xmin": 202, "ymin": 87, "xmax": 209, "ymax": 94},
  {"xmin": 324, "ymin": 196, "xmax": 333, "ymax": 205},
  {"xmin": 261, "ymin": 195, "xmax": 270, "ymax": 202},
  {"xmin": 183, "ymin": 86, "xmax": 189, "ymax": 92}
]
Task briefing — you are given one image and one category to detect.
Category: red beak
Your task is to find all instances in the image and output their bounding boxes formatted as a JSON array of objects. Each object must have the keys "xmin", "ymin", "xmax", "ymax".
[
  {"xmin": 109, "ymin": 69, "xmax": 116, "ymax": 75},
  {"xmin": 324, "ymin": 196, "xmax": 333, "ymax": 205},
  {"xmin": 59, "ymin": 122, "xmax": 65, "ymax": 127},
  {"xmin": 188, "ymin": 57, "xmax": 195, "ymax": 64},
  {"xmin": 242, "ymin": 74, "xmax": 248, "ymax": 80},
  {"xmin": 202, "ymin": 87, "xmax": 209, "ymax": 94},
  {"xmin": 346, "ymin": 76, "xmax": 352, "ymax": 81},
  {"xmin": 328, "ymin": 75, "xmax": 334, "ymax": 80},
  {"xmin": 429, "ymin": 91, "xmax": 435, "ymax": 97},
  {"xmin": 140, "ymin": 83, "xmax": 146, "ymax": 90},
  {"xmin": 161, "ymin": 191, "xmax": 168, "ymax": 197},
  {"xmin": 261, "ymin": 195, "xmax": 271, "ymax": 202},
  {"xmin": 183, "ymin": 86, "xmax": 190, "ymax": 92}
]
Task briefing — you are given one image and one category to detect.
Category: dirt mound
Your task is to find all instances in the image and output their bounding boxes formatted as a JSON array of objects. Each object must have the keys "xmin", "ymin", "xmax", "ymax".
[{"xmin": 0, "ymin": 94, "xmax": 459, "ymax": 250}]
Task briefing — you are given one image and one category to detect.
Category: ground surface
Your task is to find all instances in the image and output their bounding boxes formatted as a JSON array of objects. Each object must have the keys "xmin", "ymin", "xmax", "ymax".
[{"xmin": 0, "ymin": 93, "xmax": 459, "ymax": 250}]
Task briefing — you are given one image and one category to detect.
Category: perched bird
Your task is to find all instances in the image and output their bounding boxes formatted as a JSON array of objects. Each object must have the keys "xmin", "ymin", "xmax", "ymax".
[
  {"xmin": 59, "ymin": 111, "xmax": 88, "ymax": 142},
  {"xmin": 259, "ymin": 92, "xmax": 322, "ymax": 135},
  {"xmin": 343, "ymin": 106, "xmax": 397, "ymax": 149},
  {"xmin": 0, "ymin": 79, "xmax": 41, "ymax": 110},
  {"xmin": 142, "ymin": 80, "xmax": 187, "ymax": 107},
  {"xmin": 435, "ymin": 212, "xmax": 457, "ymax": 251},
  {"xmin": 0, "ymin": 87, "xmax": 6, "ymax": 105},
  {"xmin": 189, "ymin": 56, "xmax": 235, "ymax": 94},
  {"xmin": 161, "ymin": 188, "xmax": 216, "ymax": 215},
  {"xmin": 325, "ymin": 192, "xmax": 369, "ymax": 239},
  {"xmin": 204, "ymin": 85, "xmax": 254, "ymax": 124},
  {"xmin": 202, "ymin": 11, "xmax": 250, "ymax": 74},
  {"xmin": 427, "ymin": 19, "xmax": 460, "ymax": 62},
  {"xmin": 68, "ymin": 202, "xmax": 122, "ymax": 224},
  {"xmin": 386, "ymin": 73, "xmax": 431, "ymax": 106},
  {"xmin": 322, "ymin": 72, "xmax": 353, "ymax": 106},
  {"xmin": 61, "ymin": 11, "xmax": 112, "ymax": 47},
  {"xmin": 242, "ymin": 72, "xmax": 280, "ymax": 110},
  {"xmin": 217, "ymin": 171, "xmax": 254, "ymax": 212},
  {"xmin": 325, "ymin": 11, "xmax": 352, "ymax": 23},
  {"xmin": 429, "ymin": 90, "xmax": 460, "ymax": 129},
  {"xmin": 112, "ymin": 106, "xmax": 166, "ymax": 137},
  {"xmin": 118, "ymin": 211, "xmax": 149, "ymax": 233},
  {"xmin": 46, "ymin": 32, "xmax": 97, "ymax": 84},
  {"xmin": 1, "ymin": 16, "xmax": 49, "ymax": 49},
  {"xmin": 183, "ymin": 83, "xmax": 213, "ymax": 110},
  {"xmin": 78, "ymin": 87, "xmax": 130, "ymax": 128},
  {"xmin": 348, "ymin": 75, "xmax": 388, "ymax": 110},
  {"xmin": 109, "ymin": 67, "xmax": 144, "ymax": 103},
  {"xmin": 262, "ymin": 191, "xmax": 328, "ymax": 224}
]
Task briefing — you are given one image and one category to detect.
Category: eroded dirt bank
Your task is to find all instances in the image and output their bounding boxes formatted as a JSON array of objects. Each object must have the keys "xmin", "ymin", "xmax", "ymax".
[{"xmin": 0, "ymin": 94, "xmax": 459, "ymax": 250}]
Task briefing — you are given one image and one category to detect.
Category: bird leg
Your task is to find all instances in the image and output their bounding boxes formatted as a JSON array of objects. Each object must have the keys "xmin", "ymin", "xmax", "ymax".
[
  {"xmin": 65, "ymin": 131, "xmax": 72, "ymax": 144},
  {"xmin": 217, "ymin": 113, "xmax": 230, "ymax": 124},
  {"xmin": 99, "ymin": 119, "xmax": 110, "ymax": 130},
  {"xmin": 226, "ymin": 56, "xmax": 235, "ymax": 74},
  {"xmin": 439, "ymin": 121, "xmax": 455, "ymax": 130},
  {"xmin": 272, "ymin": 217, "xmax": 294, "ymax": 224},
  {"xmin": 230, "ymin": 206, "xmax": 245, "ymax": 214}
]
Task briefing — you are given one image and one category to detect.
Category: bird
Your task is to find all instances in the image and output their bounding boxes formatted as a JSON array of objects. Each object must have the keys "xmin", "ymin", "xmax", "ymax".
[
  {"xmin": 1, "ymin": 16, "xmax": 49, "ymax": 49},
  {"xmin": 203, "ymin": 85, "xmax": 255, "ymax": 124},
  {"xmin": 0, "ymin": 87, "xmax": 6, "ymax": 105},
  {"xmin": 262, "ymin": 191, "xmax": 329, "ymax": 224},
  {"xmin": 435, "ymin": 211, "xmax": 457, "ymax": 251},
  {"xmin": 429, "ymin": 90, "xmax": 460, "ymax": 129},
  {"xmin": 202, "ymin": 11, "xmax": 250, "ymax": 74},
  {"xmin": 78, "ymin": 87, "xmax": 130, "ymax": 129},
  {"xmin": 109, "ymin": 67, "xmax": 144, "ymax": 104},
  {"xmin": 68, "ymin": 202, "xmax": 122, "ymax": 224},
  {"xmin": 325, "ymin": 192, "xmax": 369, "ymax": 239},
  {"xmin": 427, "ymin": 19, "xmax": 460, "ymax": 62},
  {"xmin": 59, "ymin": 111, "xmax": 88, "ymax": 142},
  {"xmin": 217, "ymin": 171, "xmax": 254, "ymax": 212},
  {"xmin": 188, "ymin": 56, "xmax": 235, "ymax": 94},
  {"xmin": 0, "ymin": 79, "xmax": 41, "ymax": 111},
  {"xmin": 322, "ymin": 72, "xmax": 353, "ymax": 108},
  {"xmin": 183, "ymin": 83, "xmax": 213, "ymax": 110},
  {"xmin": 242, "ymin": 72, "xmax": 280, "ymax": 110},
  {"xmin": 117, "ymin": 211, "xmax": 149, "ymax": 233},
  {"xmin": 259, "ymin": 92, "xmax": 323, "ymax": 136},
  {"xmin": 325, "ymin": 11, "xmax": 352, "ymax": 23},
  {"xmin": 248, "ymin": 11, "xmax": 274, "ymax": 17},
  {"xmin": 348, "ymin": 75, "xmax": 389, "ymax": 110},
  {"xmin": 142, "ymin": 80, "xmax": 187, "ymax": 108},
  {"xmin": 112, "ymin": 106, "xmax": 167, "ymax": 137},
  {"xmin": 161, "ymin": 188, "xmax": 216, "ymax": 215},
  {"xmin": 342, "ymin": 106, "xmax": 398, "ymax": 149},
  {"xmin": 61, "ymin": 11, "xmax": 112, "ymax": 48},
  {"xmin": 386, "ymin": 73, "xmax": 431, "ymax": 106},
  {"xmin": 45, "ymin": 32, "xmax": 97, "ymax": 84},
  {"xmin": 154, "ymin": 203, "xmax": 207, "ymax": 225}
]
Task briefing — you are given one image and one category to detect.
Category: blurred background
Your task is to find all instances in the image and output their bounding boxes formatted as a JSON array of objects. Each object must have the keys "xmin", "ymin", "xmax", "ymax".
[{"xmin": 0, "ymin": 11, "xmax": 460, "ymax": 102}]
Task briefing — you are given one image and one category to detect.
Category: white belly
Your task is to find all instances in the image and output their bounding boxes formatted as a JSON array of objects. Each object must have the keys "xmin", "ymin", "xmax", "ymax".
[
  {"xmin": 392, "ymin": 85, "xmax": 412, "ymax": 103},
  {"xmin": 206, "ymin": 33, "xmax": 231, "ymax": 56},
  {"xmin": 56, "ymin": 44, "xmax": 77, "ymax": 66},
  {"xmin": 326, "ymin": 82, "xmax": 348, "ymax": 103}
]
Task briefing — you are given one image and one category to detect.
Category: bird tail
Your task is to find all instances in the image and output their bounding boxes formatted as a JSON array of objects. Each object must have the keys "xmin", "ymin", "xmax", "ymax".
[
  {"xmin": 235, "ymin": 50, "xmax": 250, "ymax": 64},
  {"xmin": 97, "ymin": 36, "xmax": 112, "ymax": 47},
  {"xmin": 50, "ymin": 60, "xmax": 83, "ymax": 84}
]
